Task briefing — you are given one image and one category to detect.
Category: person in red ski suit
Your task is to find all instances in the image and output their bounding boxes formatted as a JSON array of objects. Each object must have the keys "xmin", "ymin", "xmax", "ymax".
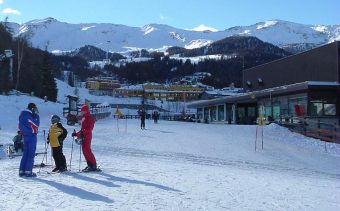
[{"xmin": 72, "ymin": 105, "xmax": 98, "ymax": 171}]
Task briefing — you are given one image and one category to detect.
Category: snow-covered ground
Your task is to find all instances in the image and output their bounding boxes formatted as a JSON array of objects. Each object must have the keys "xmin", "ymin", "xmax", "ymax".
[{"xmin": 0, "ymin": 93, "xmax": 340, "ymax": 210}]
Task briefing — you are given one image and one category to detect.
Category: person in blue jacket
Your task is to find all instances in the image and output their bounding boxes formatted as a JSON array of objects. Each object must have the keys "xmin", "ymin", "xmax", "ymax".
[{"xmin": 19, "ymin": 103, "xmax": 40, "ymax": 177}]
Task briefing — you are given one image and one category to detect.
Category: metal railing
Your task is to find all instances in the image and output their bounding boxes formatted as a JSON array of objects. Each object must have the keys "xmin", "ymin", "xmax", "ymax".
[{"xmin": 278, "ymin": 116, "xmax": 340, "ymax": 144}]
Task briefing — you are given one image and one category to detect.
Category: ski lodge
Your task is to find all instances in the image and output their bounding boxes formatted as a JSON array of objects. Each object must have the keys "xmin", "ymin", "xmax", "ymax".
[{"xmin": 188, "ymin": 41, "xmax": 340, "ymax": 127}]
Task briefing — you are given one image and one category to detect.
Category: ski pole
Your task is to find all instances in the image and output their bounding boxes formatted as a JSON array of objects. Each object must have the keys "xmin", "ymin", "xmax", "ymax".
[
  {"xmin": 255, "ymin": 126, "xmax": 257, "ymax": 152},
  {"xmin": 125, "ymin": 116, "xmax": 127, "ymax": 133},
  {"xmin": 43, "ymin": 130, "xmax": 47, "ymax": 164},
  {"xmin": 50, "ymin": 141, "xmax": 53, "ymax": 168},
  {"xmin": 38, "ymin": 130, "xmax": 47, "ymax": 173},
  {"xmin": 79, "ymin": 143, "xmax": 82, "ymax": 172},
  {"xmin": 70, "ymin": 130, "xmax": 75, "ymax": 171},
  {"xmin": 117, "ymin": 118, "xmax": 120, "ymax": 132},
  {"xmin": 261, "ymin": 126, "xmax": 264, "ymax": 150}
]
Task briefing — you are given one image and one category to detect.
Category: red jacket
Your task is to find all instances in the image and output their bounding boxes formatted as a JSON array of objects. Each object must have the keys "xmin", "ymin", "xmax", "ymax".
[{"xmin": 77, "ymin": 112, "xmax": 95, "ymax": 138}]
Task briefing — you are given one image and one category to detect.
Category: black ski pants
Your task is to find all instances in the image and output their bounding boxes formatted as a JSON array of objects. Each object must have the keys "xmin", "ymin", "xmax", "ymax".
[
  {"xmin": 52, "ymin": 146, "xmax": 67, "ymax": 169},
  {"xmin": 141, "ymin": 118, "xmax": 145, "ymax": 129}
]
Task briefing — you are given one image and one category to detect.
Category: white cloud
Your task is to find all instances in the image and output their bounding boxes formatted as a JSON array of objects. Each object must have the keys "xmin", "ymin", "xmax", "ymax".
[
  {"xmin": 191, "ymin": 24, "xmax": 218, "ymax": 32},
  {"xmin": 0, "ymin": 0, "xmax": 3, "ymax": 4},
  {"xmin": 2, "ymin": 8, "xmax": 21, "ymax": 15}
]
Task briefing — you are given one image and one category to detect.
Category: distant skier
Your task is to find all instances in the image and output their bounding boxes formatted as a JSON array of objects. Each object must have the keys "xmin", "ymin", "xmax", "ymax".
[
  {"xmin": 152, "ymin": 111, "xmax": 159, "ymax": 124},
  {"xmin": 140, "ymin": 109, "xmax": 146, "ymax": 129},
  {"xmin": 12, "ymin": 130, "xmax": 24, "ymax": 153},
  {"xmin": 72, "ymin": 105, "xmax": 99, "ymax": 172},
  {"xmin": 48, "ymin": 115, "xmax": 68, "ymax": 172},
  {"xmin": 18, "ymin": 103, "xmax": 40, "ymax": 177}
]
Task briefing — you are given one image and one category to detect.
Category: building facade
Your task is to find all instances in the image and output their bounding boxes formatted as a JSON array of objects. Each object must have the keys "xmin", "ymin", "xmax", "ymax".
[
  {"xmin": 86, "ymin": 77, "xmax": 121, "ymax": 96},
  {"xmin": 188, "ymin": 41, "xmax": 340, "ymax": 125},
  {"xmin": 114, "ymin": 83, "xmax": 206, "ymax": 101}
]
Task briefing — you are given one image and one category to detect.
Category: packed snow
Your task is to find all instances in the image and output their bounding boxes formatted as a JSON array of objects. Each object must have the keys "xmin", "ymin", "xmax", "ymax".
[{"xmin": 0, "ymin": 89, "xmax": 339, "ymax": 210}]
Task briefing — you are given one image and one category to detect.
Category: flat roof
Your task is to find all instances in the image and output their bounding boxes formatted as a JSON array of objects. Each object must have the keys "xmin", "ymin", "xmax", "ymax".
[{"xmin": 187, "ymin": 81, "xmax": 340, "ymax": 108}]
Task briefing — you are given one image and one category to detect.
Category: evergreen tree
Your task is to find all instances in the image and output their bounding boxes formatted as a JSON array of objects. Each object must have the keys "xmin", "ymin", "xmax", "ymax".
[
  {"xmin": 0, "ymin": 20, "xmax": 12, "ymax": 51},
  {"xmin": 0, "ymin": 59, "xmax": 11, "ymax": 94},
  {"xmin": 40, "ymin": 51, "xmax": 58, "ymax": 102},
  {"xmin": 0, "ymin": 21, "xmax": 13, "ymax": 94}
]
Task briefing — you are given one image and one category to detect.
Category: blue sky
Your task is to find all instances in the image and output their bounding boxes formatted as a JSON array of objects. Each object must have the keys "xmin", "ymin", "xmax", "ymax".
[{"xmin": 0, "ymin": 0, "xmax": 339, "ymax": 30}]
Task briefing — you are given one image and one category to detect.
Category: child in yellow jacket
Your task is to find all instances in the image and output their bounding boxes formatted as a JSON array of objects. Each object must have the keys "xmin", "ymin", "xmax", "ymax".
[{"xmin": 48, "ymin": 115, "xmax": 68, "ymax": 172}]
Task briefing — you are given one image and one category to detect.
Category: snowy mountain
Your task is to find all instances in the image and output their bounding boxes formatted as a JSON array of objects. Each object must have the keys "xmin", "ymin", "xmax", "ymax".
[
  {"xmin": 7, "ymin": 18, "xmax": 339, "ymax": 53},
  {"xmin": 166, "ymin": 36, "xmax": 291, "ymax": 58}
]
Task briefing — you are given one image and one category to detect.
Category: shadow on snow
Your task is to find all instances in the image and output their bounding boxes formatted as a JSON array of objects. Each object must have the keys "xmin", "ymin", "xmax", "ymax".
[
  {"xmin": 64, "ymin": 171, "xmax": 120, "ymax": 188},
  {"xmin": 99, "ymin": 172, "xmax": 181, "ymax": 192},
  {"xmin": 146, "ymin": 129, "xmax": 175, "ymax": 134},
  {"xmin": 34, "ymin": 178, "xmax": 114, "ymax": 203}
]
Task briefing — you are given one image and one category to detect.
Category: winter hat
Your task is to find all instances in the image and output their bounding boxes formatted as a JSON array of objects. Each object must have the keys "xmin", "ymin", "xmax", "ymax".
[
  {"xmin": 27, "ymin": 103, "xmax": 37, "ymax": 110},
  {"xmin": 27, "ymin": 103, "xmax": 38, "ymax": 113},
  {"xmin": 81, "ymin": 105, "xmax": 89, "ymax": 112},
  {"xmin": 51, "ymin": 115, "xmax": 61, "ymax": 124}
]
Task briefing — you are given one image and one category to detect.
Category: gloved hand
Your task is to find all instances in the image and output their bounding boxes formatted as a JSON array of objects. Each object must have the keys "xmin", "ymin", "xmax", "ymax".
[
  {"xmin": 75, "ymin": 137, "xmax": 84, "ymax": 145},
  {"xmin": 72, "ymin": 132, "xmax": 77, "ymax": 137},
  {"xmin": 47, "ymin": 137, "xmax": 50, "ymax": 144}
]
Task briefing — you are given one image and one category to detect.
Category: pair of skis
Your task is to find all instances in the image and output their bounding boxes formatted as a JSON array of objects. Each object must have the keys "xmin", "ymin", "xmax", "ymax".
[{"xmin": 40, "ymin": 167, "xmax": 101, "ymax": 175}]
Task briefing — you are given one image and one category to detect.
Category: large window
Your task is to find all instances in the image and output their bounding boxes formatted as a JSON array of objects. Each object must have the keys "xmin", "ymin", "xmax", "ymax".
[
  {"xmin": 265, "ymin": 106, "xmax": 272, "ymax": 118},
  {"xmin": 204, "ymin": 107, "xmax": 209, "ymax": 120},
  {"xmin": 211, "ymin": 107, "xmax": 217, "ymax": 121},
  {"xmin": 310, "ymin": 102, "xmax": 323, "ymax": 116},
  {"xmin": 259, "ymin": 94, "xmax": 307, "ymax": 119},
  {"xmin": 324, "ymin": 104, "xmax": 336, "ymax": 115},
  {"xmin": 218, "ymin": 105, "xmax": 225, "ymax": 121},
  {"xmin": 197, "ymin": 108, "xmax": 203, "ymax": 120},
  {"xmin": 273, "ymin": 104, "xmax": 281, "ymax": 119},
  {"xmin": 309, "ymin": 91, "xmax": 337, "ymax": 117},
  {"xmin": 238, "ymin": 107, "xmax": 246, "ymax": 119},
  {"xmin": 310, "ymin": 101, "xmax": 336, "ymax": 116},
  {"xmin": 289, "ymin": 94, "xmax": 307, "ymax": 116},
  {"xmin": 279, "ymin": 97, "xmax": 289, "ymax": 116},
  {"xmin": 248, "ymin": 107, "xmax": 256, "ymax": 117}
]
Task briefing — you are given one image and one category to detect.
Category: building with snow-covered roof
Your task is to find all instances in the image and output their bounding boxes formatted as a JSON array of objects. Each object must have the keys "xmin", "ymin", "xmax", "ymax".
[
  {"xmin": 114, "ymin": 83, "xmax": 206, "ymax": 101},
  {"xmin": 86, "ymin": 77, "xmax": 121, "ymax": 96},
  {"xmin": 114, "ymin": 84, "xmax": 144, "ymax": 98},
  {"xmin": 188, "ymin": 41, "xmax": 340, "ymax": 126}
]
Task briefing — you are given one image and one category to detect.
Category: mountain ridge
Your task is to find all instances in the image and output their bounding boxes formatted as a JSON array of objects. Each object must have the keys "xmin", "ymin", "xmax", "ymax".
[{"xmin": 5, "ymin": 18, "xmax": 339, "ymax": 54}]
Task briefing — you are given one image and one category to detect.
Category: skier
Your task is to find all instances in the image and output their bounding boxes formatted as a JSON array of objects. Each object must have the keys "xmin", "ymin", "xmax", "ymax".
[
  {"xmin": 140, "ymin": 109, "xmax": 146, "ymax": 129},
  {"xmin": 18, "ymin": 103, "xmax": 40, "ymax": 177},
  {"xmin": 152, "ymin": 110, "xmax": 159, "ymax": 124},
  {"xmin": 12, "ymin": 130, "xmax": 24, "ymax": 153},
  {"xmin": 48, "ymin": 115, "xmax": 68, "ymax": 172},
  {"xmin": 72, "ymin": 105, "xmax": 98, "ymax": 172}
]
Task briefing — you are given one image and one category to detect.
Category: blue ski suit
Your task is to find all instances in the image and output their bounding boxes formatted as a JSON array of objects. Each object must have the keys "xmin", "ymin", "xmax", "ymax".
[{"xmin": 19, "ymin": 109, "xmax": 40, "ymax": 176}]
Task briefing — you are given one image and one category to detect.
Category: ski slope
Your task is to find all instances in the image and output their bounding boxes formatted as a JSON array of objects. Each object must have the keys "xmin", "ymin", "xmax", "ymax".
[{"xmin": 0, "ymin": 94, "xmax": 340, "ymax": 210}]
